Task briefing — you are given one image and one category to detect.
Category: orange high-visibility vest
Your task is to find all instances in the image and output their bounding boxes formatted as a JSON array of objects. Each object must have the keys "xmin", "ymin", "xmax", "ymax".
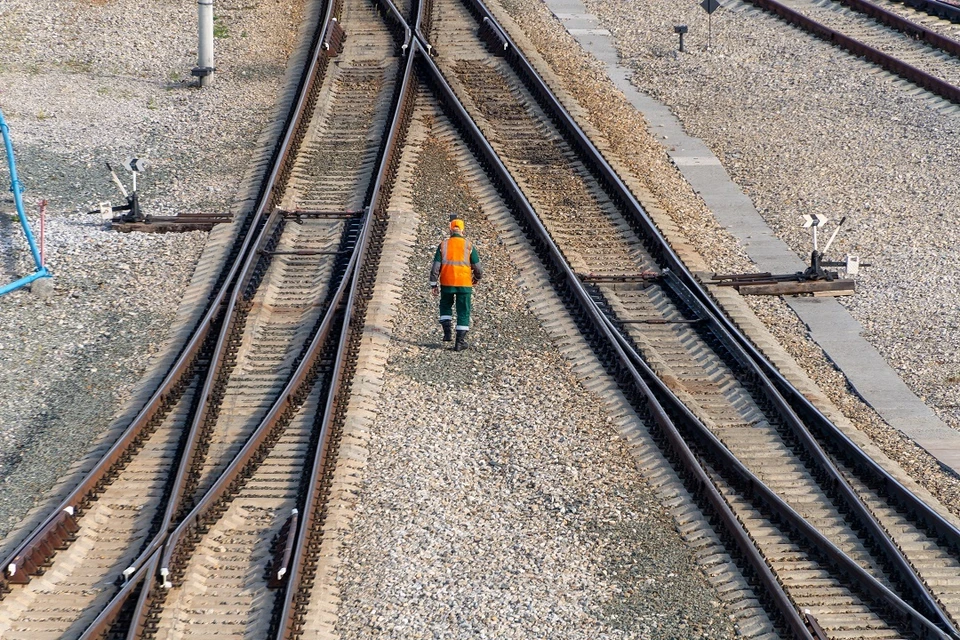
[{"xmin": 439, "ymin": 236, "xmax": 473, "ymax": 287}]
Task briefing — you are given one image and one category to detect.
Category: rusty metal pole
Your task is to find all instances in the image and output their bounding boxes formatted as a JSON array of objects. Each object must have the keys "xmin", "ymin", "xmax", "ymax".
[{"xmin": 193, "ymin": 0, "xmax": 215, "ymax": 87}]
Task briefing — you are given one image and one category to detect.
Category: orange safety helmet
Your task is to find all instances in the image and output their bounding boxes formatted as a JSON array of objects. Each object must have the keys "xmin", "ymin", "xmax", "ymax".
[{"xmin": 449, "ymin": 218, "xmax": 464, "ymax": 232}]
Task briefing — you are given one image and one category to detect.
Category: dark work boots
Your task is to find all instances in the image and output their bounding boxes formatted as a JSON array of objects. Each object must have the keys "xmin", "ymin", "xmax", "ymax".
[
  {"xmin": 454, "ymin": 329, "xmax": 469, "ymax": 351},
  {"xmin": 441, "ymin": 319, "xmax": 453, "ymax": 342}
]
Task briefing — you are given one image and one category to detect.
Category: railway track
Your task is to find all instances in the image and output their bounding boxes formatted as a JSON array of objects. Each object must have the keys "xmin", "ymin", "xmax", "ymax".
[
  {"xmin": 877, "ymin": 0, "xmax": 960, "ymax": 35},
  {"xmin": 2, "ymin": 0, "xmax": 960, "ymax": 637},
  {"xmin": 727, "ymin": 0, "xmax": 960, "ymax": 107},
  {"xmin": 120, "ymin": 1, "xmax": 411, "ymax": 637},
  {"xmin": 420, "ymin": 0, "xmax": 960, "ymax": 636},
  {"xmin": 0, "ymin": 0, "xmax": 410, "ymax": 635},
  {"xmin": 889, "ymin": 0, "xmax": 960, "ymax": 22}
]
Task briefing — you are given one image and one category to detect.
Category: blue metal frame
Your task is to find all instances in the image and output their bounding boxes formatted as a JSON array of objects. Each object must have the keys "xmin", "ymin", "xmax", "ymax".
[{"xmin": 0, "ymin": 109, "xmax": 51, "ymax": 296}]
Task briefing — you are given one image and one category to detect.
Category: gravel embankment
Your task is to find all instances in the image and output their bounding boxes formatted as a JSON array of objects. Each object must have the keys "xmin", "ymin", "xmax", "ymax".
[
  {"xmin": 0, "ymin": 0, "xmax": 303, "ymax": 538},
  {"xmin": 3, "ymin": 0, "xmax": 960, "ymax": 635}
]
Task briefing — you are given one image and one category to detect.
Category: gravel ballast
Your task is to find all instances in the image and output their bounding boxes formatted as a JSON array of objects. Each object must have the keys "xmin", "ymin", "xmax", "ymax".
[
  {"xmin": 2, "ymin": 0, "xmax": 960, "ymax": 635},
  {"xmin": 0, "ymin": 0, "xmax": 303, "ymax": 539}
]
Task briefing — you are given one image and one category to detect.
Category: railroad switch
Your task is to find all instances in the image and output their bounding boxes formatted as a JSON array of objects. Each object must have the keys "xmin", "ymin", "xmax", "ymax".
[
  {"xmin": 96, "ymin": 159, "xmax": 146, "ymax": 224},
  {"xmin": 92, "ymin": 159, "xmax": 231, "ymax": 233},
  {"xmin": 706, "ymin": 215, "xmax": 865, "ymax": 296}
]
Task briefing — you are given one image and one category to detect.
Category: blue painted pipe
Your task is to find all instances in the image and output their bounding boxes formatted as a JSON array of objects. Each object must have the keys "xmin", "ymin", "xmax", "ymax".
[
  {"xmin": 0, "ymin": 270, "xmax": 50, "ymax": 296},
  {"xmin": 0, "ymin": 108, "xmax": 51, "ymax": 296}
]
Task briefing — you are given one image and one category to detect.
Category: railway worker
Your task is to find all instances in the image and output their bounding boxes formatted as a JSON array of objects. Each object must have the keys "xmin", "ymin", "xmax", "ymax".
[{"xmin": 430, "ymin": 216, "xmax": 483, "ymax": 351}]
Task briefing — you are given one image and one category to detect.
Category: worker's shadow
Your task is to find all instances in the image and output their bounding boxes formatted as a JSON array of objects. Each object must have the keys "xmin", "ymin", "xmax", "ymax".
[
  {"xmin": 401, "ymin": 336, "xmax": 461, "ymax": 351},
  {"xmin": 407, "ymin": 337, "xmax": 450, "ymax": 350}
]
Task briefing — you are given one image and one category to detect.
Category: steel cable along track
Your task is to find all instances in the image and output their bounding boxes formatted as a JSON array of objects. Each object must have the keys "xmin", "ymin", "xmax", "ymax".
[{"xmin": 412, "ymin": 0, "xmax": 960, "ymax": 637}]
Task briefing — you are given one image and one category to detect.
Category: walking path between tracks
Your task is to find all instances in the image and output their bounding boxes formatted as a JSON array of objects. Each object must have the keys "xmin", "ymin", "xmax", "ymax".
[{"xmin": 542, "ymin": 0, "xmax": 960, "ymax": 474}]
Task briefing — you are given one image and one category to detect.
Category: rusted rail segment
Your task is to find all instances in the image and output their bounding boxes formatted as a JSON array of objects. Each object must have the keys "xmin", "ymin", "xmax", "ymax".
[
  {"xmin": 414, "ymin": 0, "xmax": 960, "ymax": 636},
  {"xmin": 745, "ymin": 0, "xmax": 960, "ymax": 104},
  {"xmin": 110, "ymin": 214, "xmax": 233, "ymax": 233}
]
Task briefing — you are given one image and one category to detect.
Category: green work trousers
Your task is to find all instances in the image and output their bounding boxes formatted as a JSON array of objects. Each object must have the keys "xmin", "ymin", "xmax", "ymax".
[{"xmin": 439, "ymin": 288, "xmax": 472, "ymax": 330}]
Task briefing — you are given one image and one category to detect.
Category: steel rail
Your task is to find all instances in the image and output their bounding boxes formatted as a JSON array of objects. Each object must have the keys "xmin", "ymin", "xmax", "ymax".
[
  {"xmin": 94, "ymin": 201, "xmax": 343, "ymax": 633},
  {"xmin": 594, "ymin": 297, "xmax": 953, "ymax": 640},
  {"xmin": 444, "ymin": 1, "xmax": 960, "ymax": 631},
  {"xmin": 414, "ymin": 1, "xmax": 960, "ymax": 635},
  {"xmin": 593, "ymin": 0, "xmax": 960, "ymax": 607},
  {"xmin": 132, "ymin": 0, "xmax": 349, "ymax": 589},
  {"xmin": 888, "ymin": 0, "xmax": 960, "ymax": 22},
  {"xmin": 836, "ymin": 0, "xmax": 960, "ymax": 56},
  {"xmin": 155, "ymin": 224, "xmax": 358, "ymax": 587},
  {"xmin": 413, "ymin": 26, "xmax": 953, "ymax": 637},
  {"xmin": 164, "ymin": 209, "xmax": 284, "ymax": 526},
  {"xmin": 131, "ymin": 0, "xmax": 411, "ymax": 635},
  {"xmin": 83, "ymin": 0, "xmax": 410, "ymax": 633},
  {"xmin": 68, "ymin": 207, "xmax": 290, "ymax": 639},
  {"xmin": 76, "ymin": 551, "xmax": 160, "ymax": 640},
  {"xmin": 29, "ymin": 3, "xmax": 350, "ymax": 636},
  {"xmin": 744, "ymin": 0, "xmax": 960, "ymax": 104},
  {"xmin": 660, "ymin": 270, "xmax": 960, "ymax": 638},
  {"xmin": 408, "ymin": 37, "xmax": 812, "ymax": 638},
  {"xmin": 272, "ymin": 20, "xmax": 418, "ymax": 640},
  {"xmin": 660, "ymin": 267, "xmax": 960, "ymax": 635}
]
